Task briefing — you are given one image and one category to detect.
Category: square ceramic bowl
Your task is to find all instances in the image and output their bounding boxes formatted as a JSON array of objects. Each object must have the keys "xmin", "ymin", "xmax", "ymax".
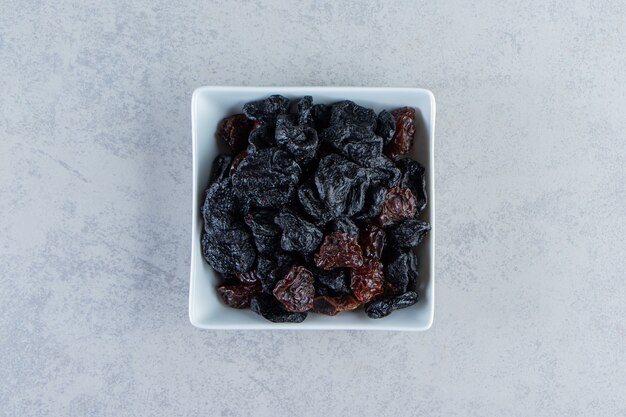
[{"xmin": 190, "ymin": 87, "xmax": 435, "ymax": 330}]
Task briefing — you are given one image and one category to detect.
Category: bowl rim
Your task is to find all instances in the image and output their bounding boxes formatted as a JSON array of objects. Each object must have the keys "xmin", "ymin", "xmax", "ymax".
[{"xmin": 190, "ymin": 86, "xmax": 435, "ymax": 330}]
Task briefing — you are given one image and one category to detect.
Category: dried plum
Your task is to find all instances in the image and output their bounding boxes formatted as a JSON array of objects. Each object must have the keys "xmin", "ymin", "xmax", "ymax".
[
  {"xmin": 387, "ymin": 219, "xmax": 431, "ymax": 248},
  {"xmin": 350, "ymin": 257, "xmax": 384, "ymax": 303},
  {"xmin": 272, "ymin": 265, "xmax": 315, "ymax": 312},
  {"xmin": 376, "ymin": 110, "xmax": 396, "ymax": 144},
  {"xmin": 274, "ymin": 209, "xmax": 323, "ymax": 254},
  {"xmin": 396, "ymin": 158, "xmax": 427, "ymax": 212},
  {"xmin": 384, "ymin": 107, "xmax": 416, "ymax": 158},
  {"xmin": 256, "ymin": 252, "xmax": 297, "ymax": 293},
  {"xmin": 232, "ymin": 148, "xmax": 301, "ymax": 208},
  {"xmin": 364, "ymin": 291, "xmax": 418, "ymax": 319},
  {"xmin": 217, "ymin": 282, "xmax": 260, "ymax": 308},
  {"xmin": 312, "ymin": 295, "xmax": 361, "ymax": 316},
  {"xmin": 312, "ymin": 103, "xmax": 331, "ymax": 130},
  {"xmin": 250, "ymin": 293, "xmax": 307, "ymax": 323},
  {"xmin": 202, "ymin": 179, "xmax": 240, "ymax": 232},
  {"xmin": 209, "ymin": 154, "xmax": 233, "ymax": 184},
  {"xmin": 314, "ymin": 232, "xmax": 364, "ymax": 270},
  {"xmin": 330, "ymin": 100, "xmax": 377, "ymax": 129},
  {"xmin": 354, "ymin": 183, "xmax": 386, "ymax": 220},
  {"xmin": 248, "ymin": 123, "xmax": 276, "ymax": 153},
  {"xmin": 297, "ymin": 179, "xmax": 333, "ymax": 225},
  {"xmin": 320, "ymin": 125, "xmax": 383, "ymax": 162},
  {"xmin": 310, "ymin": 266, "xmax": 350, "ymax": 295},
  {"xmin": 327, "ymin": 217, "xmax": 359, "ymax": 237},
  {"xmin": 378, "ymin": 187, "xmax": 418, "ymax": 226},
  {"xmin": 297, "ymin": 95, "xmax": 314, "ymax": 126},
  {"xmin": 243, "ymin": 95, "xmax": 290, "ymax": 122},
  {"xmin": 275, "ymin": 115, "xmax": 319, "ymax": 164},
  {"xmin": 201, "ymin": 230, "xmax": 256, "ymax": 274},
  {"xmin": 218, "ymin": 114, "xmax": 254, "ymax": 154},
  {"xmin": 314, "ymin": 154, "xmax": 370, "ymax": 218},
  {"xmin": 362, "ymin": 156, "xmax": 401, "ymax": 188},
  {"xmin": 383, "ymin": 250, "xmax": 419, "ymax": 293}
]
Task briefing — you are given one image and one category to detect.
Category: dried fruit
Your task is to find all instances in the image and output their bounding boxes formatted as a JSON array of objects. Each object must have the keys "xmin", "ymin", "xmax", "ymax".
[
  {"xmin": 359, "ymin": 222, "xmax": 386, "ymax": 259},
  {"xmin": 229, "ymin": 150, "xmax": 248, "ymax": 176},
  {"xmin": 396, "ymin": 158, "xmax": 427, "ymax": 212},
  {"xmin": 236, "ymin": 270, "xmax": 260, "ymax": 284},
  {"xmin": 330, "ymin": 100, "xmax": 377, "ymax": 129},
  {"xmin": 272, "ymin": 265, "xmax": 315, "ymax": 312},
  {"xmin": 250, "ymin": 293, "xmax": 307, "ymax": 323},
  {"xmin": 209, "ymin": 154, "xmax": 233, "ymax": 184},
  {"xmin": 274, "ymin": 209, "xmax": 323, "ymax": 254},
  {"xmin": 243, "ymin": 95, "xmax": 290, "ymax": 122},
  {"xmin": 314, "ymin": 154, "xmax": 370, "ymax": 218},
  {"xmin": 312, "ymin": 295, "xmax": 361, "ymax": 316},
  {"xmin": 364, "ymin": 291, "xmax": 418, "ymax": 319},
  {"xmin": 384, "ymin": 249, "xmax": 419, "ymax": 293},
  {"xmin": 217, "ymin": 282, "xmax": 260, "ymax": 308},
  {"xmin": 387, "ymin": 219, "xmax": 431, "ymax": 248},
  {"xmin": 350, "ymin": 257, "xmax": 384, "ymax": 302},
  {"xmin": 218, "ymin": 114, "xmax": 254, "ymax": 154},
  {"xmin": 384, "ymin": 107, "xmax": 416, "ymax": 158},
  {"xmin": 314, "ymin": 232, "xmax": 364, "ymax": 270},
  {"xmin": 327, "ymin": 217, "xmax": 359, "ymax": 237},
  {"xmin": 310, "ymin": 266, "xmax": 350, "ymax": 295},
  {"xmin": 378, "ymin": 187, "xmax": 417, "ymax": 226},
  {"xmin": 376, "ymin": 110, "xmax": 396, "ymax": 144}
]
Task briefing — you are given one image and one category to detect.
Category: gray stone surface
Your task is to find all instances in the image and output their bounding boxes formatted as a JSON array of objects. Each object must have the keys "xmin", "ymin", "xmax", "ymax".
[{"xmin": 1, "ymin": 0, "xmax": 625, "ymax": 415}]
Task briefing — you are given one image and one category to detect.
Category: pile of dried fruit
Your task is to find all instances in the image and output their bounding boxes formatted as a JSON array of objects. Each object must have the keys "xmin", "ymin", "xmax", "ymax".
[{"xmin": 202, "ymin": 95, "xmax": 430, "ymax": 322}]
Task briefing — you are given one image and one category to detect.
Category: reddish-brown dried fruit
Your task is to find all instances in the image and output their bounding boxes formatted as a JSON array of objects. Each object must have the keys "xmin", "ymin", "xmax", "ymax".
[
  {"xmin": 236, "ymin": 270, "xmax": 260, "ymax": 284},
  {"xmin": 217, "ymin": 282, "xmax": 260, "ymax": 309},
  {"xmin": 359, "ymin": 222, "xmax": 386, "ymax": 259},
  {"xmin": 312, "ymin": 295, "xmax": 361, "ymax": 316},
  {"xmin": 378, "ymin": 187, "xmax": 417, "ymax": 226},
  {"xmin": 350, "ymin": 258, "xmax": 384, "ymax": 302},
  {"xmin": 314, "ymin": 232, "xmax": 364, "ymax": 270},
  {"xmin": 229, "ymin": 150, "xmax": 248, "ymax": 176},
  {"xmin": 272, "ymin": 265, "xmax": 315, "ymax": 312},
  {"xmin": 218, "ymin": 114, "xmax": 254, "ymax": 154},
  {"xmin": 384, "ymin": 107, "xmax": 416, "ymax": 158}
]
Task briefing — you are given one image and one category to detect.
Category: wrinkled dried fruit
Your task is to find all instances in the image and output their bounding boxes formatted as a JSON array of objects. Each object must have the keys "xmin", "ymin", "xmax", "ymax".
[
  {"xmin": 218, "ymin": 114, "xmax": 254, "ymax": 154},
  {"xmin": 365, "ymin": 291, "xmax": 418, "ymax": 319},
  {"xmin": 272, "ymin": 265, "xmax": 315, "ymax": 312},
  {"xmin": 217, "ymin": 282, "xmax": 260, "ymax": 308},
  {"xmin": 297, "ymin": 95, "xmax": 314, "ymax": 126},
  {"xmin": 229, "ymin": 150, "xmax": 248, "ymax": 176},
  {"xmin": 312, "ymin": 295, "xmax": 361, "ymax": 316},
  {"xmin": 209, "ymin": 154, "xmax": 233, "ymax": 184},
  {"xmin": 315, "ymin": 232, "xmax": 364, "ymax": 270},
  {"xmin": 359, "ymin": 222, "xmax": 386, "ymax": 259},
  {"xmin": 396, "ymin": 158, "xmax": 427, "ymax": 212},
  {"xmin": 327, "ymin": 217, "xmax": 359, "ymax": 237},
  {"xmin": 384, "ymin": 107, "xmax": 416, "ymax": 159},
  {"xmin": 243, "ymin": 95, "xmax": 290, "ymax": 122},
  {"xmin": 378, "ymin": 187, "xmax": 417, "ymax": 226},
  {"xmin": 201, "ymin": 230, "xmax": 256, "ymax": 274},
  {"xmin": 330, "ymin": 100, "xmax": 377, "ymax": 129},
  {"xmin": 310, "ymin": 266, "xmax": 350, "ymax": 295},
  {"xmin": 350, "ymin": 257, "xmax": 384, "ymax": 302},
  {"xmin": 250, "ymin": 293, "xmax": 307, "ymax": 323},
  {"xmin": 376, "ymin": 110, "xmax": 396, "ymax": 144},
  {"xmin": 387, "ymin": 219, "xmax": 431, "ymax": 248},
  {"xmin": 274, "ymin": 209, "xmax": 323, "ymax": 254},
  {"xmin": 314, "ymin": 154, "xmax": 370, "ymax": 218},
  {"xmin": 384, "ymin": 249, "xmax": 419, "ymax": 293}
]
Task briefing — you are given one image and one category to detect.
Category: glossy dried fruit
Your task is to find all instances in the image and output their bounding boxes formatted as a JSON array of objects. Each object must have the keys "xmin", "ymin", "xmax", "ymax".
[
  {"xmin": 297, "ymin": 179, "xmax": 333, "ymax": 225},
  {"xmin": 243, "ymin": 95, "xmax": 290, "ymax": 122},
  {"xmin": 354, "ymin": 183, "xmax": 387, "ymax": 220},
  {"xmin": 314, "ymin": 232, "xmax": 364, "ymax": 270},
  {"xmin": 250, "ymin": 293, "xmax": 307, "ymax": 323},
  {"xmin": 209, "ymin": 154, "xmax": 233, "ymax": 184},
  {"xmin": 217, "ymin": 282, "xmax": 260, "ymax": 308},
  {"xmin": 310, "ymin": 266, "xmax": 350, "ymax": 295},
  {"xmin": 384, "ymin": 107, "xmax": 416, "ymax": 159},
  {"xmin": 350, "ymin": 257, "xmax": 384, "ymax": 302},
  {"xmin": 378, "ymin": 187, "xmax": 417, "ymax": 226},
  {"xmin": 218, "ymin": 114, "xmax": 254, "ymax": 154},
  {"xmin": 384, "ymin": 249, "xmax": 419, "ymax": 293},
  {"xmin": 363, "ymin": 156, "xmax": 401, "ymax": 188},
  {"xmin": 314, "ymin": 154, "xmax": 370, "ymax": 218},
  {"xmin": 274, "ymin": 209, "xmax": 323, "ymax": 254},
  {"xmin": 359, "ymin": 222, "xmax": 386, "ymax": 259},
  {"xmin": 256, "ymin": 252, "xmax": 297, "ymax": 293},
  {"xmin": 396, "ymin": 158, "xmax": 427, "ymax": 212},
  {"xmin": 312, "ymin": 295, "xmax": 361, "ymax": 316},
  {"xmin": 272, "ymin": 265, "xmax": 315, "ymax": 312},
  {"xmin": 387, "ymin": 219, "xmax": 431, "ymax": 248},
  {"xmin": 232, "ymin": 148, "xmax": 301, "ymax": 208},
  {"xmin": 376, "ymin": 109, "xmax": 396, "ymax": 144},
  {"xmin": 364, "ymin": 291, "xmax": 418, "ymax": 319}
]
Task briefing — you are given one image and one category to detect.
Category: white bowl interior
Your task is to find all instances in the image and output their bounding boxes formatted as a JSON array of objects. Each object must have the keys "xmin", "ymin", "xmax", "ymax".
[{"xmin": 190, "ymin": 87, "xmax": 435, "ymax": 330}]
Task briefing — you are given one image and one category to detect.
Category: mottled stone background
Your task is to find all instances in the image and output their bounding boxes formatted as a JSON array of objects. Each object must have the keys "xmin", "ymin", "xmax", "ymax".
[{"xmin": 1, "ymin": 1, "xmax": 625, "ymax": 416}]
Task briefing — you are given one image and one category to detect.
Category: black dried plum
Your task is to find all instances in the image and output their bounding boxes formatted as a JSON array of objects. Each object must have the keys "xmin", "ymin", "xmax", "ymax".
[
  {"xmin": 397, "ymin": 158, "xmax": 427, "ymax": 212},
  {"xmin": 387, "ymin": 219, "xmax": 431, "ymax": 248},
  {"xmin": 297, "ymin": 95, "xmax": 314, "ymax": 126},
  {"xmin": 274, "ymin": 209, "xmax": 323, "ymax": 254},
  {"xmin": 256, "ymin": 252, "xmax": 297, "ymax": 293},
  {"xmin": 310, "ymin": 266, "xmax": 350, "ymax": 295},
  {"xmin": 244, "ymin": 209, "xmax": 281, "ymax": 255},
  {"xmin": 363, "ymin": 156, "xmax": 401, "ymax": 188},
  {"xmin": 297, "ymin": 179, "xmax": 333, "ymax": 225},
  {"xmin": 209, "ymin": 154, "xmax": 233, "ymax": 184},
  {"xmin": 327, "ymin": 217, "xmax": 359, "ymax": 237},
  {"xmin": 243, "ymin": 95, "xmax": 290, "ymax": 122},
  {"xmin": 320, "ymin": 125, "xmax": 383, "ymax": 163},
  {"xmin": 202, "ymin": 179, "xmax": 240, "ymax": 232},
  {"xmin": 354, "ymin": 183, "xmax": 386, "ymax": 221},
  {"xmin": 364, "ymin": 291, "xmax": 418, "ymax": 319},
  {"xmin": 330, "ymin": 100, "xmax": 377, "ymax": 129},
  {"xmin": 383, "ymin": 249, "xmax": 419, "ymax": 293},
  {"xmin": 250, "ymin": 293, "xmax": 307, "ymax": 323},
  {"xmin": 275, "ymin": 115, "xmax": 319, "ymax": 164},
  {"xmin": 248, "ymin": 123, "xmax": 276, "ymax": 153},
  {"xmin": 314, "ymin": 154, "xmax": 370, "ymax": 218},
  {"xmin": 201, "ymin": 229, "xmax": 256, "ymax": 274},
  {"xmin": 231, "ymin": 148, "xmax": 301, "ymax": 208},
  {"xmin": 376, "ymin": 110, "xmax": 396, "ymax": 144}
]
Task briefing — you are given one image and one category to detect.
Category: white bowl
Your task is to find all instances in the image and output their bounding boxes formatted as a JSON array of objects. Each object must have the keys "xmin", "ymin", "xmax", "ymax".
[{"xmin": 189, "ymin": 87, "xmax": 435, "ymax": 330}]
